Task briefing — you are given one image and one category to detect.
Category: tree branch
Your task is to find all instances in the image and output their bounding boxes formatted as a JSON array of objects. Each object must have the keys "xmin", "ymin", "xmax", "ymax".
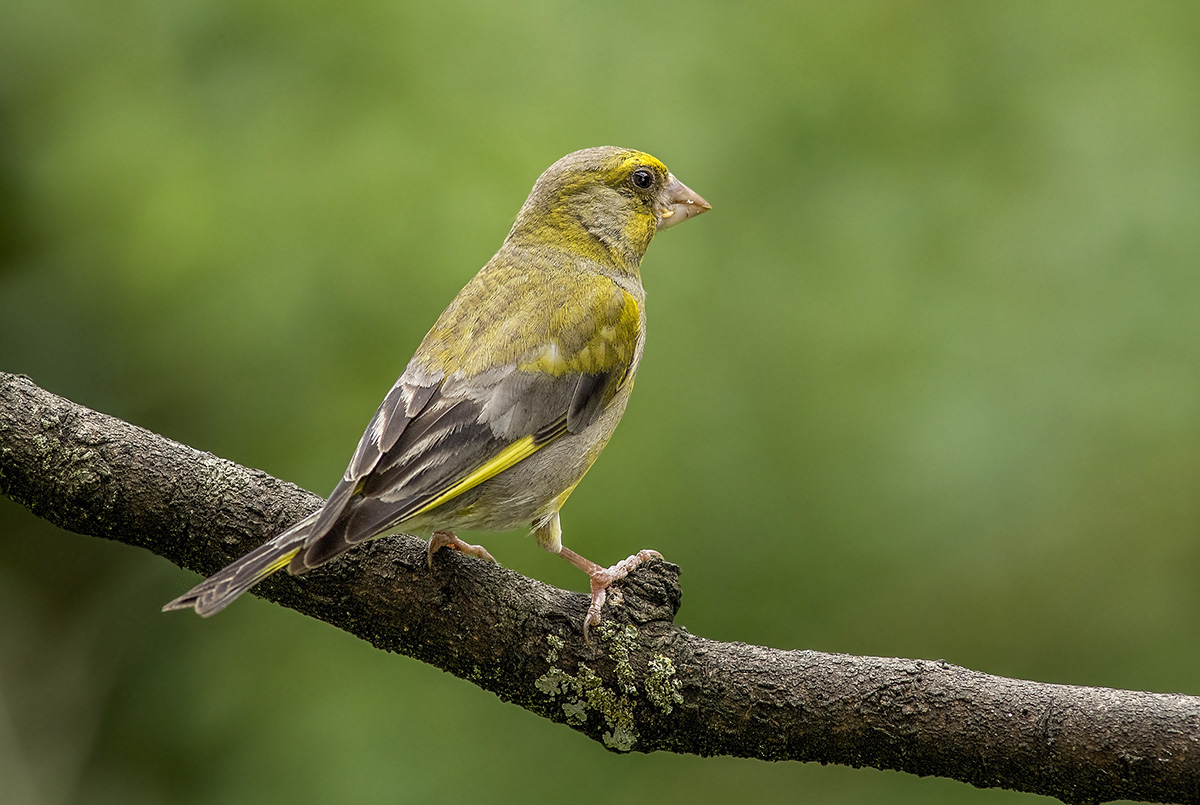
[{"xmin": 1, "ymin": 371, "xmax": 1197, "ymax": 804}]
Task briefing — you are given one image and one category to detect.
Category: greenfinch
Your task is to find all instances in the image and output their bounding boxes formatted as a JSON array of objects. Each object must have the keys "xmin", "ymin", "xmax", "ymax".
[{"xmin": 164, "ymin": 146, "xmax": 710, "ymax": 633}]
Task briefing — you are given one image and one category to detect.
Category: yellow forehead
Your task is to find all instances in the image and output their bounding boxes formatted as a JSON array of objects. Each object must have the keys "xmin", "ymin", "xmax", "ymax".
[{"xmin": 613, "ymin": 151, "xmax": 668, "ymax": 178}]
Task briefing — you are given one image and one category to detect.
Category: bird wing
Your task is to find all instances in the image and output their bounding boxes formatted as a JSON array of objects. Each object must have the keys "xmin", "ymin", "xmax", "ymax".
[{"xmin": 294, "ymin": 272, "xmax": 641, "ymax": 569}]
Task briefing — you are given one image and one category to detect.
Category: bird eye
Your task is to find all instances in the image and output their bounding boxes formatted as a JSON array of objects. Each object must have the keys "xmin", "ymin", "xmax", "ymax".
[{"xmin": 630, "ymin": 168, "xmax": 655, "ymax": 189}]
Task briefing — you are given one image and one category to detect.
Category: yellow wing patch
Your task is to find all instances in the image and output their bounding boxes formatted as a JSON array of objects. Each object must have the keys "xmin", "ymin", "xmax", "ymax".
[{"xmin": 258, "ymin": 546, "xmax": 303, "ymax": 581}]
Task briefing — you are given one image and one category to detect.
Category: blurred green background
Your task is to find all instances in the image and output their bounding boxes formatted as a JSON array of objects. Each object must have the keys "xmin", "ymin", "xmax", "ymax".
[{"xmin": 2, "ymin": 1, "xmax": 1198, "ymax": 803}]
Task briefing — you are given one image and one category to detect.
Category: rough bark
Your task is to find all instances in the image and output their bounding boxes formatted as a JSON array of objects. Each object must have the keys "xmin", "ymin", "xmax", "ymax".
[{"xmin": 1, "ymin": 371, "xmax": 1197, "ymax": 804}]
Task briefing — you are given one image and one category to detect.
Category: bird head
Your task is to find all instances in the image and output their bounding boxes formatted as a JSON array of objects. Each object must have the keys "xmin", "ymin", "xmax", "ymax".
[{"xmin": 508, "ymin": 147, "xmax": 710, "ymax": 271}]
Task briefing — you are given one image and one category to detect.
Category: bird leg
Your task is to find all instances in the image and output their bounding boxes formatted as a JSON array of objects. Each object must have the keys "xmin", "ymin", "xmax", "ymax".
[
  {"xmin": 427, "ymin": 530, "xmax": 496, "ymax": 568},
  {"xmin": 532, "ymin": 512, "xmax": 661, "ymax": 636},
  {"xmin": 556, "ymin": 546, "xmax": 663, "ymax": 639}
]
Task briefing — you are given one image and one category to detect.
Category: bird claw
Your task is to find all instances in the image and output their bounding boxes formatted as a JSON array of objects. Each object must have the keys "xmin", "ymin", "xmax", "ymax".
[
  {"xmin": 581, "ymin": 549, "xmax": 662, "ymax": 640},
  {"xmin": 427, "ymin": 531, "xmax": 496, "ymax": 568}
]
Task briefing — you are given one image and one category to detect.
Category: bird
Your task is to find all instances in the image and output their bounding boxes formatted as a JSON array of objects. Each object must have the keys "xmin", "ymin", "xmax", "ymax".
[{"xmin": 163, "ymin": 146, "xmax": 710, "ymax": 634}]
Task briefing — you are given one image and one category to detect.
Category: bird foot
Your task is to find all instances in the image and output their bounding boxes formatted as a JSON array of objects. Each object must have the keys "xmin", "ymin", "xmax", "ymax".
[
  {"xmin": 582, "ymin": 549, "xmax": 662, "ymax": 640},
  {"xmin": 427, "ymin": 531, "xmax": 496, "ymax": 568}
]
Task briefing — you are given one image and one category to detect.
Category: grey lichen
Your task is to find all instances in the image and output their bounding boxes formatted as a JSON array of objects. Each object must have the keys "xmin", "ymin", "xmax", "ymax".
[
  {"xmin": 578, "ymin": 664, "xmax": 637, "ymax": 751},
  {"xmin": 534, "ymin": 667, "xmax": 578, "ymax": 713},
  {"xmin": 600, "ymin": 622, "xmax": 639, "ymax": 696},
  {"xmin": 533, "ymin": 629, "xmax": 644, "ymax": 752},
  {"xmin": 645, "ymin": 654, "xmax": 684, "ymax": 714},
  {"xmin": 545, "ymin": 634, "xmax": 564, "ymax": 663}
]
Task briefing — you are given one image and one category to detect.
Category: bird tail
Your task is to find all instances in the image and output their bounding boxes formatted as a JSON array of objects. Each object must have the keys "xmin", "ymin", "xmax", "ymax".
[{"xmin": 162, "ymin": 513, "xmax": 317, "ymax": 617}]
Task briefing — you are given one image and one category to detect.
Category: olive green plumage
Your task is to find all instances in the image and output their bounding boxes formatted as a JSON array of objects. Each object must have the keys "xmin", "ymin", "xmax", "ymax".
[{"xmin": 164, "ymin": 146, "xmax": 709, "ymax": 626}]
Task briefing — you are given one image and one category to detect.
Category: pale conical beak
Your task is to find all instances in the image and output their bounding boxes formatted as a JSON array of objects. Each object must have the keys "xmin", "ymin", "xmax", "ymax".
[{"xmin": 657, "ymin": 173, "xmax": 711, "ymax": 230}]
